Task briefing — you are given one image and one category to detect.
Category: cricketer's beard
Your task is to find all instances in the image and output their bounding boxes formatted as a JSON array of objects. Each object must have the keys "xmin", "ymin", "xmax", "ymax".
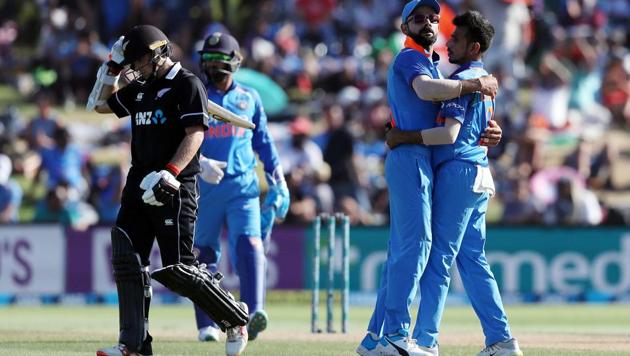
[{"xmin": 410, "ymin": 29, "xmax": 437, "ymax": 49}]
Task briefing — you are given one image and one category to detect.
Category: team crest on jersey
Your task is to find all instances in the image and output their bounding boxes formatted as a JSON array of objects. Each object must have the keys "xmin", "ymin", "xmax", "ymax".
[
  {"xmin": 208, "ymin": 33, "xmax": 221, "ymax": 45},
  {"xmin": 135, "ymin": 93, "xmax": 144, "ymax": 102},
  {"xmin": 237, "ymin": 100, "xmax": 248, "ymax": 110},
  {"xmin": 135, "ymin": 109, "xmax": 167, "ymax": 125}
]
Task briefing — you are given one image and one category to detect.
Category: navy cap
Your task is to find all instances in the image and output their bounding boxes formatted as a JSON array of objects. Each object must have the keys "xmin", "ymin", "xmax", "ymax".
[
  {"xmin": 402, "ymin": 0, "xmax": 441, "ymax": 22},
  {"xmin": 198, "ymin": 32, "xmax": 240, "ymax": 56}
]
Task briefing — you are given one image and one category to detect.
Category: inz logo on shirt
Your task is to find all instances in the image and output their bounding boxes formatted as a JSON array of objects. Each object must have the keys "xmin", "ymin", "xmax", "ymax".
[{"xmin": 135, "ymin": 109, "xmax": 167, "ymax": 125}]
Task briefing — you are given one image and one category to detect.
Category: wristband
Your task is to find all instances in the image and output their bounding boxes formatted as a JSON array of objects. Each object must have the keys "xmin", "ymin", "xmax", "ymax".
[{"xmin": 165, "ymin": 163, "xmax": 181, "ymax": 177}]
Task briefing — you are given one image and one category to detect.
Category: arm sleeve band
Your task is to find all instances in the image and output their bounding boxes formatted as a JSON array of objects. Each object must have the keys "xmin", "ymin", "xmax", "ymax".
[{"xmin": 412, "ymin": 75, "xmax": 463, "ymax": 101}]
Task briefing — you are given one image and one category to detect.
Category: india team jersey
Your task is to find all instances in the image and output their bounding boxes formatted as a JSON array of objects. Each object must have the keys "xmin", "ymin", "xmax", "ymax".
[
  {"xmin": 202, "ymin": 80, "xmax": 279, "ymax": 179},
  {"xmin": 432, "ymin": 61, "xmax": 493, "ymax": 168},
  {"xmin": 387, "ymin": 38, "xmax": 442, "ymax": 131}
]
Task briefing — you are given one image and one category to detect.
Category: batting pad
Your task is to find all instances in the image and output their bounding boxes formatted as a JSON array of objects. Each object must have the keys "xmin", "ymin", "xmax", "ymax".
[
  {"xmin": 111, "ymin": 227, "xmax": 146, "ymax": 352},
  {"xmin": 151, "ymin": 263, "xmax": 248, "ymax": 331}
]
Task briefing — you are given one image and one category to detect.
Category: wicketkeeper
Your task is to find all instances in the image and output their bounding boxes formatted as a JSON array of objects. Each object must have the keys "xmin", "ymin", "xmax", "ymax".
[
  {"xmin": 192, "ymin": 31, "xmax": 290, "ymax": 354},
  {"xmin": 86, "ymin": 24, "xmax": 248, "ymax": 356}
]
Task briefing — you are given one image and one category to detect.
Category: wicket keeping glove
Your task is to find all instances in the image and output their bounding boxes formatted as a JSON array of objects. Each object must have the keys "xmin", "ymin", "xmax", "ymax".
[
  {"xmin": 140, "ymin": 170, "xmax": 180, "ymax": 206},
  {"xmin": 260, "ymin": 166, "xmax": 290, "ymax": 240},
  {"xmin": 199, "ymin": 155, "xmax": 227, "ymax": 184}
]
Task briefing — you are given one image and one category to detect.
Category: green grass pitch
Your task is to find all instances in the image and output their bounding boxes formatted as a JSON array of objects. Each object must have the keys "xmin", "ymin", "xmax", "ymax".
[{"xmin": 0, "ymin": 301, "xmax": 628, "ymax": 355}]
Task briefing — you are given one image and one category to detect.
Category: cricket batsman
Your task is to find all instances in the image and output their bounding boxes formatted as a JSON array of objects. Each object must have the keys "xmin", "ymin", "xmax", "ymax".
[{"xmin": 191, "ymin": 32, "xmax": 289, "ymax": 356}]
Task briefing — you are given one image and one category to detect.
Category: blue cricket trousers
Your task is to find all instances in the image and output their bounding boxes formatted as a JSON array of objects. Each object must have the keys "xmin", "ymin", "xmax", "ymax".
[
  {"xmin": 414, "ymin": 160, "xmax": 512, "ymax": 347},
  {"xmin": 374, "ymin": 146, "xmax": 433, "ymax": 335}
]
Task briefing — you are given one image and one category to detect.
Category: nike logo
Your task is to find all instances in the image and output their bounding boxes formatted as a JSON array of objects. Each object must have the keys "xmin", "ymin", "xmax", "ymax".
[{"xmin": 385, "ymin": 337, "xmax": 409, "ymax": 356}]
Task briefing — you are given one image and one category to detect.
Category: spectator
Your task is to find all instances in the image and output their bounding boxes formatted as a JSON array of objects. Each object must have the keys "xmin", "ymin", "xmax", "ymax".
[
  {"xmin": 0, "ymin": 154, "xmax": 22, "ymax": 223},
  {"xmin": 281, "ymin": 116, "xmax": 333, "ymax": 222},
  {"xmin": 563, "ymin": 135, "xmax": 617, "ymax": 190},
  {"xmin": 35, "ymin": 126, "xmax": 87, "ymax": 198},
  {"xmin": 0, "ymin": 106, "xmax": 24, "ymax": 146},
  {"xmin": 33, "ymin": 181, "xmax": 98, "ymax": 229},
  {"xmin": 322, "ymin": 101, "xmax": 372, "ymax": 224},
  {"xmin": 474, "ymin": 0, "xmax": 531, "ymax": 78},
  {"xmin": 88, "ymin": 162, "xmax": 124, "ymax": 223},
  {"xmin": 601, "ymin": 56, "xmax": 630, "ymax": 128},
  {"xmin": 501, "ymin": 177, "xmax": 542, "ymax": 224},
  {"xmin": 22, "ymin": 93, "xmax": 60, "ymax": 150},
  {"xmin": 530, "ymin": 51, "xmax": 572, "ymax": 130},
  {"xmin": 544, "ymin": 177, "xmax": 603, "ymax": 225}
]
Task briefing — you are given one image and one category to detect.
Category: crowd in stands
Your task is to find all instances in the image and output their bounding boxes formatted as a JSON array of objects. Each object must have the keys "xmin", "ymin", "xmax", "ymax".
[{"xmin": 0, "ymin": 0, "xmax": 628, "ymax": 227}]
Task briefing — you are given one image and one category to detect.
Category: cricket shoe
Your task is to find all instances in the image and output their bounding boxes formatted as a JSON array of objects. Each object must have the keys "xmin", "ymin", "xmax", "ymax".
[
  {"xmin": 96, "ymin": 344, "xmax": 151, "ymax": 356},
  {"xmin": 379, "ymin": 332, "xmax": 437, "ymax": 356},
  {"xmin": 198, "ymin": 325, "xmax": 221, "ymax": 342},
  {"xmin": 355, "ymin": 333, "xmax": 382, "ymax": 356},
  {"xmin": 226, "ymin": 302, "xmax": 248, "ymax": 356},
  {"xmin": 477, "ymin": 338, "xmax": 523, "ymax": 356},
  {"xmin": 247, "ymin": 309, "xmax": 269, "ymax": 341}
]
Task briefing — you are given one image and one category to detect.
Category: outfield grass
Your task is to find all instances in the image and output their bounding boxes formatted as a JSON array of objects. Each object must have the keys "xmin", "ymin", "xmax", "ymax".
[{"xmin": 0, "ymin": 302, "xmax": 629, "ymax": 355}]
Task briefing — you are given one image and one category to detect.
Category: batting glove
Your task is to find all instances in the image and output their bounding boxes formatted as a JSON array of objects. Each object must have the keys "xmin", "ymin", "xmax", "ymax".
[
  {"xmin": 86, "ymin": 36, "xmax": 126, "ymax": 111},
  {"xmin": 260, "ymin": 166, "xmax": 290, "ymax": 240},
  {"xmin": 140, "ymin": 170, "xmax": 180, "ymax": 206},
  {"xmin": 107, "ymin": 36, "xmax": 126, "ymax": 75},
  {"xmin": 199, "ymin": 155, "xmax": 227, "ymax": 184}
]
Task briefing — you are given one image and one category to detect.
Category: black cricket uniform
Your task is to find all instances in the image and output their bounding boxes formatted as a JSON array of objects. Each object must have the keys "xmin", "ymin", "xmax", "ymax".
[{"xmin": 107, "ymin": 62, "xmax": 209, "ymax": 267}]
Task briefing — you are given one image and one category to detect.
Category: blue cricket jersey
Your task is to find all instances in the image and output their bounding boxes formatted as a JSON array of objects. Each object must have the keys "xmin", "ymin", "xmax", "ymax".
[
  {"xmin": 387, "ymin": 37, "xmax": 442, "ymax": 132},
  {"xmin": 201, "ymin": 80, "xmax": 280, "ymax": 185},
  {"xmin": 432, "ymin": 61, "xmax": 493, "ymax": 168}
]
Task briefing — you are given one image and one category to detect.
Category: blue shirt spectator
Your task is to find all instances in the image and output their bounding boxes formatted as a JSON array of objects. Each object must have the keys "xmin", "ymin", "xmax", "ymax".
[{"xmin": 37, "ymin": 126, "xmax": 86, "ymax": 196}]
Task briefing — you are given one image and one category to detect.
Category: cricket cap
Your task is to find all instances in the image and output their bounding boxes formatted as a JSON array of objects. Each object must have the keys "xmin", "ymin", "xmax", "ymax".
[{"xmin": 402, "ymin": 0, "xmax": 441, "ymax": 22}]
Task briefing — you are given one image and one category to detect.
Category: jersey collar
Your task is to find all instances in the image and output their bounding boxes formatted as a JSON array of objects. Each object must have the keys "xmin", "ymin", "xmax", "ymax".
[
  {"xmin": 449, "ymin": 60, "xmax": 484, "ymax": 78},
  {"xmin": 207, "ymin": 79, "xmax": 237, "ymax": 94},
  {"xmin": 165, "ymin": 62, "xmax": 182, "ymax": 80},
  {"xmin": 404, "ymin": 36, "xmax": 440, "ymax": 63}
]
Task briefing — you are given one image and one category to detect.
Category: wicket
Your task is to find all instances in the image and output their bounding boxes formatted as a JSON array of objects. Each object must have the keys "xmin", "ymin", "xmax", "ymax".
[{"xmin": 311, "ymin": 213, "xmax": 350, "ymax": 333}]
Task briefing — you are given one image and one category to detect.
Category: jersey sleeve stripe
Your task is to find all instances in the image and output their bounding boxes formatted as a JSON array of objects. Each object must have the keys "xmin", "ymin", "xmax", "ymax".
[
  {"xmin": 115, "ymin": 92, "xmax": 130, "ymax": 116},
  {"xmin": 180, "ymin": 112, "xmax": 209, "ymax": 120}
]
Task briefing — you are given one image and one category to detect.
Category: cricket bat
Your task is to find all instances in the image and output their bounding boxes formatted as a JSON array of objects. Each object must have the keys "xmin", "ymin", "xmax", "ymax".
[{"xmin": 207, "ymin": 99, "xmax": 256, "ymax": 130}]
